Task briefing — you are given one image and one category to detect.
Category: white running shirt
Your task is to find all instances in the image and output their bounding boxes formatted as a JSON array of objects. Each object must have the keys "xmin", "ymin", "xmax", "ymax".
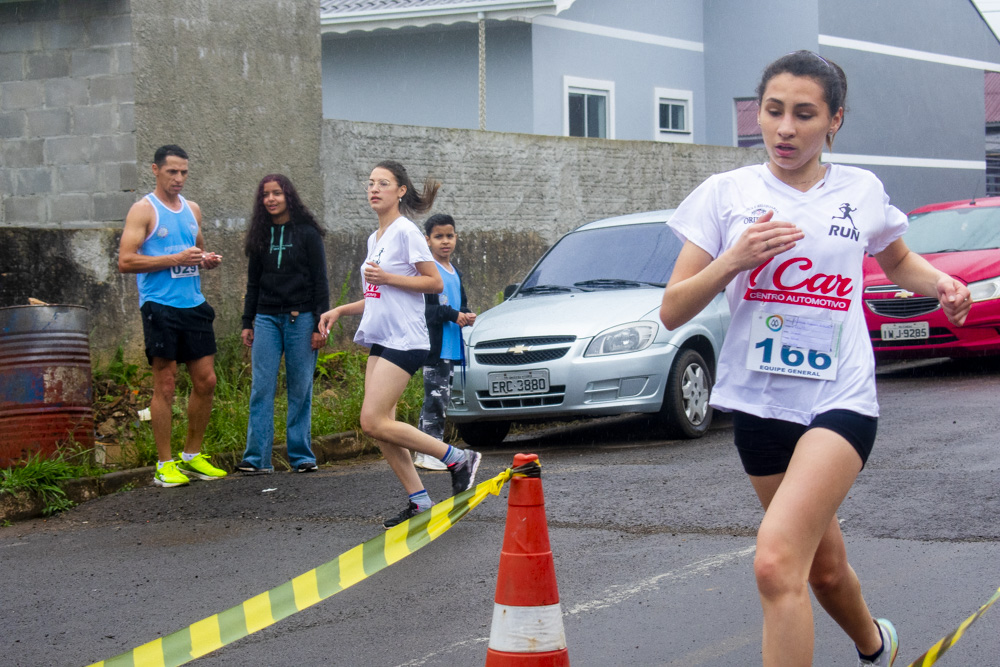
[
  {"xmin": 668, "ymin": 163, "xmax": 908, "ymax": 424},
  {"xmin": 355, "ymin": 216, "xmax": 435, "ymax": 350}
]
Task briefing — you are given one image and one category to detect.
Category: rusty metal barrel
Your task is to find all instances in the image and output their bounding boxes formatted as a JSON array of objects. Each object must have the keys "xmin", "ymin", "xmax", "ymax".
[{"xmin": 0, "ymin": 305, "xmax": 94, "ymax": 467}]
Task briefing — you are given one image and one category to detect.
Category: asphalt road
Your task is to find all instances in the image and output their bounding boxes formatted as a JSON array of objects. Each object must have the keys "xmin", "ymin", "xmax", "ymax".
[{"xmin": 2, "ymin": 358, "xmax": 999, "ymax": 667}]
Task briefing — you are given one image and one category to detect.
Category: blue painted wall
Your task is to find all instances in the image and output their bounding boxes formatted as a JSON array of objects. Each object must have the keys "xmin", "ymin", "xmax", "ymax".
[{"xmin": 322, "ymin": 23, "xmax": 532, "ymax": 132}]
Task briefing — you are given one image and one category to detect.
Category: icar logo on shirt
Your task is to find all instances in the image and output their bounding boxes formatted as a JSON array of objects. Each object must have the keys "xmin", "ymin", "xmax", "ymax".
[{"xmin": 744, "ymin": 255, "xmax": 854, "ymax": 311}]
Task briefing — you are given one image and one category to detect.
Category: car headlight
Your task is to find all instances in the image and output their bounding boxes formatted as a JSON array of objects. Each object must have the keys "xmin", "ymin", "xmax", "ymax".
[
  {"xmin": 584, "ymin": 322, "xmax": 657, "ymax": 357},
  {"xmin": 967, "ymin": 276, "xmax": 1000, "ymax": 302}
]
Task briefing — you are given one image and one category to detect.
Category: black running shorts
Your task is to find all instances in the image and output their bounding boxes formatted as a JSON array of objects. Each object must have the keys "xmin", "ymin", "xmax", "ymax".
[
  {"xmin": 732, "ymin": 409, "xmax": 878, "ymax": 476},
  {"xmin": 140, "ymin": 300, "xmax": 217, "ymax": 365},
  {"xmin": 369, "ymin": 344, "xmax": 429, "ymax": 376}
]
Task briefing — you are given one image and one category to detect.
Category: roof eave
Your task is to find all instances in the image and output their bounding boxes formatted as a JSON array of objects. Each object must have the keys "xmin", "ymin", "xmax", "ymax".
[{"xmin": 320, "ymin": 0, "xmax": 575, "ymax": 34}]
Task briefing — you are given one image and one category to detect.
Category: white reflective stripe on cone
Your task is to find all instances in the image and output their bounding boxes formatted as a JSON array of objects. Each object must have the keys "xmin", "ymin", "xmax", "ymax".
[{"xmin": 487, "ymin": 603, "xmax": 567, "ymax": 653}]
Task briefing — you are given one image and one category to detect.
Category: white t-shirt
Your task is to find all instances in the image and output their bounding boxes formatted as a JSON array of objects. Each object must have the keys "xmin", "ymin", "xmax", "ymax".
[
  {"xmin": 668, "ymin": 163, "xmax": 908, "ymax": 424},
  {"xmin": 354, "ymin": 216, "xmax": 435, "ymax": 350}
]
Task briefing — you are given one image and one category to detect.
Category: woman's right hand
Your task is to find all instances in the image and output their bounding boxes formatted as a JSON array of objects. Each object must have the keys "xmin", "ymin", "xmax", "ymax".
[
  {"xmin": 725, "ymin": 210, "xmax": 804, "ymax": 272},
  {"xmin": 241, "ymin": 328, "xmax": 254, "ymax": 347},
  {"xmin": 318, "ymin": 308, "xmax": 339, "ymax": 338}
]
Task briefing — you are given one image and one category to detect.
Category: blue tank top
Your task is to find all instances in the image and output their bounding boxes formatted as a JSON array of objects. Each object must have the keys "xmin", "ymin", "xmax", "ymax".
[
  {"xmin": 135, "ymin": 193, "xmax": 206, "ymax": 308},
  {"xmin": 438, "ymin": 261, "xmax": 463, "ymax": 361}
]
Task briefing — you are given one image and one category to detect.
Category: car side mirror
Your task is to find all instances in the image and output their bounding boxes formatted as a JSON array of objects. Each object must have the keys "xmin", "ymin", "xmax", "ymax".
[{"xmin": 503, "ymin": 284, "xmax": 519, "ymax": 300}]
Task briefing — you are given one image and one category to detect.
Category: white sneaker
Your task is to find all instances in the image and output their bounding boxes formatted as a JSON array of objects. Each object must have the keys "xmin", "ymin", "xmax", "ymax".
[
  {"xmin": 859, "ymin": 618, "xmax": 899, "ymax": 666},
  {"xmin": 413, "ymin": 452, "xmax": 448, "ymax": 471}
]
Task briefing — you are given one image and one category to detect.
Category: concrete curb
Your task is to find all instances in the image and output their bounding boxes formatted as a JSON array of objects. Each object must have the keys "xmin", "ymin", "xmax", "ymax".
[{"xmin": 1, "ymin": 431, "xmax": 371, "ymax": 524}]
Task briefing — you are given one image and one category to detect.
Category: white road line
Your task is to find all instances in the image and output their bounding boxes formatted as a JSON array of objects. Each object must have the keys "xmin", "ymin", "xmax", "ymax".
[
  {"xmin": 395, "ymin": 545, "xmax": 756, "ymax": 666},
  {"xmin": 565, "ymin": 545, "xmax": 757, "ymax": 616}
]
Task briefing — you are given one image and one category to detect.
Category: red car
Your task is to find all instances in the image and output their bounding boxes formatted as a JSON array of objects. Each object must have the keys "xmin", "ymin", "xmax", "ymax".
[{"xmin": 863, "ymin": 196, "xmax": 1000, "ymax": 361}]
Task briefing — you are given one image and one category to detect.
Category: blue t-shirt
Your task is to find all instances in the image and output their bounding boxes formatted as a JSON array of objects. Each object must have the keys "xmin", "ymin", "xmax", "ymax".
[
  {"xmin": 135, "ymin": 193, "xmax": 206, "ymax": 309},
  {"xmin": 437, "ymin": 261, "xmax": 463, "ymax": 361}
]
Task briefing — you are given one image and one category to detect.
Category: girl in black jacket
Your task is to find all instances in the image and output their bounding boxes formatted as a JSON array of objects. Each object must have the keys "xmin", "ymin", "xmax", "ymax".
[{"xmin": 238, "ymin": 174, "xmax": 329, "ymax": 474}]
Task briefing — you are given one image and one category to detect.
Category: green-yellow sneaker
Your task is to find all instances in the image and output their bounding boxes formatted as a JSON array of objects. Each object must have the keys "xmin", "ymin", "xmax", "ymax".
[
  {"xmin": 154, "ymin": 460, "xmax": 190, "ymax": 488},
  {"xmin": 176, "ymin": 453, "xmax": 227, "ymax": 481}
]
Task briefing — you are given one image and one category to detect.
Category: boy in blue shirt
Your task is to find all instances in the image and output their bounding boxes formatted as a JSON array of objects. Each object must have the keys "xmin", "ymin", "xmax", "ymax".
[{"xmin": 414, "ymin": 214, "xmax": 476, "ymax": 470}]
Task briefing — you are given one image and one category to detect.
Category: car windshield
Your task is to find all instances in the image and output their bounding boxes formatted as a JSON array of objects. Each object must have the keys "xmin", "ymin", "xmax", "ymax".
[
  {"xmin": 519, "ymin": 222, "xmax": 682, "ymax": 292},
  {"xmin": 905, "ymin": 206, "xmax": 1000, "ymax": 253}
]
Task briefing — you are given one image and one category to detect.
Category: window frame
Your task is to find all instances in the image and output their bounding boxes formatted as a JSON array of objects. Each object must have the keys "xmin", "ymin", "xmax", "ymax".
[
  {"xmin": 734, "ymin": 96, "xmax": 763, "ymax": 148},
  {"xmin": 654, "ymin": 87, "xmax": 693, "ymax": 143},
  {"xmin": 563, "ymin": 76, "xmax": 615, "ymax": 139}
]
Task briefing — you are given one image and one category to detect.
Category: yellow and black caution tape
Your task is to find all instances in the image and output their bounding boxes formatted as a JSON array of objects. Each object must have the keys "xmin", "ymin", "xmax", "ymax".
[
  {"xmin": 87, "ymin": 468, "xmax": 514, "ymax": 667},
  {"xmin": 906, "ymin": 586, "xmax": 1000, "ymax": 667}
]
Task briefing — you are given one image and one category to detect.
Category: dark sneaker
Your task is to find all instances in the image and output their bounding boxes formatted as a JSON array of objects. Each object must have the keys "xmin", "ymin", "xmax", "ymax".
[
  {"xmin": 236, "ymin": 460, "xmax": 273, "ymax": 475},
  {"xmin": 296, "ymin": 461, "xmax": 318, "ymax": 473},
  {"xmin": 449, "ymin": 449, "xmax": 482, "ymax": 496},
  {"xmin": 382, "ymin": 501, "xmax": 423, "ymax": 529}
]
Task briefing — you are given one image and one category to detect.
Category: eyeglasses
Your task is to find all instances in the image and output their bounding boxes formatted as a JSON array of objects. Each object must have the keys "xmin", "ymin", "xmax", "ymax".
[{"xmin": 365, "ymin": 179, "xmax": 394, "ymax": 192}]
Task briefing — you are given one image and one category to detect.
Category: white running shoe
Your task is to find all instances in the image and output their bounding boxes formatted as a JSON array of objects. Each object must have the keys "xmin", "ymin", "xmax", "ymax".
[
  {"xmin": 413, "ymin": 451, "xmax": 448, "ymax": 471},
  {"xmin": 859, "ymin": 618, "xmax": 899, "ymax": 666}
]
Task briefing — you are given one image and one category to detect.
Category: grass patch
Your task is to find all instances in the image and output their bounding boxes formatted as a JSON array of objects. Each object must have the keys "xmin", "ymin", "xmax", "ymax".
[
  {"xmin": 91, "ymin": 334, "xmax": 425, "ymax": 468},
  {"xmin": 0, "ymin": 449, "xmax": 107, "ymax": 516}
]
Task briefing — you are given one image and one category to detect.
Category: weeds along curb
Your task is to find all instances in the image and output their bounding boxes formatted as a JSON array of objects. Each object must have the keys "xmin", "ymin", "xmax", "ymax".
[{"xmin": 0, "ymin": 431, "xmax": 368, "ymax": 525}]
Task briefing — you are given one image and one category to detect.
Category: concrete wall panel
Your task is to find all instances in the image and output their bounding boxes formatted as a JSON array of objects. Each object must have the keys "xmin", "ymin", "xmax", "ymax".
[{"xmin": 321, "ymin": 118, "xmax": 764, "ymax": 322}]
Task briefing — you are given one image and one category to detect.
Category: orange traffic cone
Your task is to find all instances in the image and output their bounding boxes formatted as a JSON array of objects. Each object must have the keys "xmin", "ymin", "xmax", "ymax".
[{"xmin": 486, "ymin": 453, "xmax": 569, "ymax": 666}]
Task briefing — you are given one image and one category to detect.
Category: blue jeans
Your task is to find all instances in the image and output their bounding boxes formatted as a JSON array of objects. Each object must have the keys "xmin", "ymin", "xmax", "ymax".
[{"xmin": 242, "ymin": 313, "xmax": 318, "ymax": 469}]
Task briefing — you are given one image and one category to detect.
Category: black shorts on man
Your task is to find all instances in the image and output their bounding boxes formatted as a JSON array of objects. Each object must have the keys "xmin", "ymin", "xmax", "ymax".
[{"xmin": 140, "ymin": 300, "xmax": 217, "ymax": 364}]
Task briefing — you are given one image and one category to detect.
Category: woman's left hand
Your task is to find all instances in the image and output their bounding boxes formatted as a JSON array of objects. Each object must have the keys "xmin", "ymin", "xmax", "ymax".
[
  {"xmin": 311, "ymin": 332, "xmax": 326, "ymax": 350},
  {"xmin": 937, "ymin": 276, "xmax": 972, "ymax": 326}
]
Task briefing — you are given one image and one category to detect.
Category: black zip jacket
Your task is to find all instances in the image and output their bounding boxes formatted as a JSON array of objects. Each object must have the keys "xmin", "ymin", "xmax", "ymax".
[
  {"xmin": 242, "ymin": 218, "xmax": 329, "ymax": 333},
  {"xmin": 423, "ymin": 265, "xmax": 471, "ymax": 365}
]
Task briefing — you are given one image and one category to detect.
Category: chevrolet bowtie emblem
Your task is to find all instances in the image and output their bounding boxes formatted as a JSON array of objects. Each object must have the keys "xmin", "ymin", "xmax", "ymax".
[
  {"xmin": 894, "ymin": 290, "xmax": 915, "ymax": 299},
  {"xmin": 507, "ymin": 345, "xmax": 530, "ymax": 354}
]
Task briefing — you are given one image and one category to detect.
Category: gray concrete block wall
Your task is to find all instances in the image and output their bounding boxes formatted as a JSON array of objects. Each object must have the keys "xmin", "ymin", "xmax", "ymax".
[
  {"xmin": 322, "ymin": 119, "xmax": 766, "ymax": 320},
  {"xmin": 0, "ymin": 0, "xmax": 135, "ymax": 229}
]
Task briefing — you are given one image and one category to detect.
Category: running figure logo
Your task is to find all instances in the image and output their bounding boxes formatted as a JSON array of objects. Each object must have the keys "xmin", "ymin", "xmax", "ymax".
[{"xmin": 832, "ymin": 203, "xmax": 857, "ymax": 229}]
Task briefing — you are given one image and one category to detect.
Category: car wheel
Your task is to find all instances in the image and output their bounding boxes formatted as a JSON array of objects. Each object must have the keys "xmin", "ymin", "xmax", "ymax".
[
  {"xmin": 657, "ymin": 348, "xmax": 713, "ymax": 439},
  {"xmin": 456, "ymin": 421, "xmax": 511, "ymax": 447}
]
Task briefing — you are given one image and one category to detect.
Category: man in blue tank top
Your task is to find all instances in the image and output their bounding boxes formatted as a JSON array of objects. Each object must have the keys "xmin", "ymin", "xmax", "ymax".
[{"xmin": 118, "ymin": 145, "xmax": 227, "ymax": 488}]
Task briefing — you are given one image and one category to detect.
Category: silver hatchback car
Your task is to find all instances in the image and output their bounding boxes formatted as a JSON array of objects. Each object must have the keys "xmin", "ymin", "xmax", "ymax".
[{"xmin": 448, "ymin": 210, "xmax": 730, "ymax": 447}]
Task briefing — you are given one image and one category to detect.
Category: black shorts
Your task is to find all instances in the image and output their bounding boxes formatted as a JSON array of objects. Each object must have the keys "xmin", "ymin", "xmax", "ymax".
[
  {"xmin": 732, "ymin": 409, "xmax": 878, "ymax": 476},
  {"xmin": 369, "ymin": 344, "xmax": 428, "ymax": 376},
  {"xmin": 140, "ymin": 300, "xmax": 217, "ymax": 365}
]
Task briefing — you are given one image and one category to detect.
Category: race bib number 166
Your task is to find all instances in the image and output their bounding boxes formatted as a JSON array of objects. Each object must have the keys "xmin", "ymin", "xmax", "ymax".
[{"xmin": 746, "ymin": 312, "xmax": 841, "ymax": 380}]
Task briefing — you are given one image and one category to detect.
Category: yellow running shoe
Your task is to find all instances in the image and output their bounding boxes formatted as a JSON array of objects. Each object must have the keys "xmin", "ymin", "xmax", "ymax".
[
  {"xmin": 176, "ymin": 453, "xmax": 227, "ymax": 481},
  {"xmin": 154, "ymin": 460, "xmax": 190, "ymax": 488}
]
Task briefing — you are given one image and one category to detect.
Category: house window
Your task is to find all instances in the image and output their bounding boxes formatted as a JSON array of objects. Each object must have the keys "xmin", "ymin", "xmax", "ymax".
[
  {"xmin": 655, "ymin": 87, "xmax": 693, "ymax": 143},
  {"xmin": 564, "ymin": 76, "xmax": 614, "ymax": 139},
  {"xmin": 735, "ymin": 97, "xmax": 763, "ymax": 148}
]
